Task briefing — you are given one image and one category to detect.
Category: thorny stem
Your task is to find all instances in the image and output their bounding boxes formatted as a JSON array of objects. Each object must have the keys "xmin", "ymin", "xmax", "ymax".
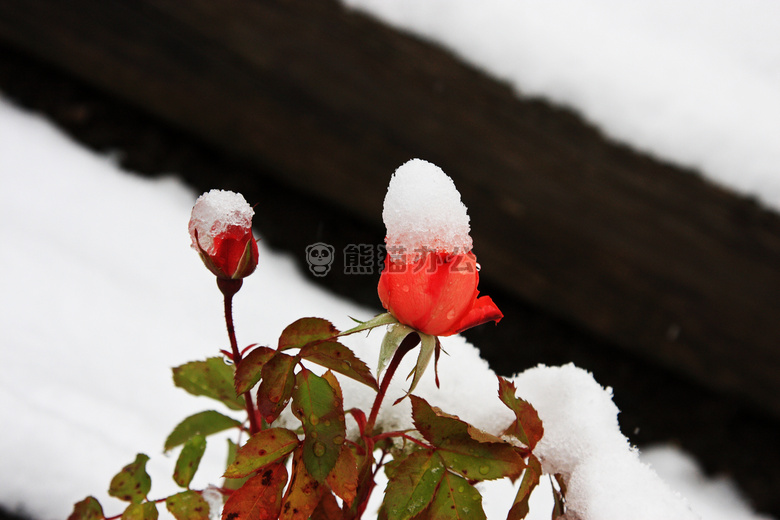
[{"xmin": 217, "ymin": 278, "xmax": 260, "ymax": 435}]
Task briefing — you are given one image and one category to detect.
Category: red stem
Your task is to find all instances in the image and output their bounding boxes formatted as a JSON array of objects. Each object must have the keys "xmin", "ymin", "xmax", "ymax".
[{"xmin": 217, "ymin": 278, "xmax": 260, "ymax": 435}]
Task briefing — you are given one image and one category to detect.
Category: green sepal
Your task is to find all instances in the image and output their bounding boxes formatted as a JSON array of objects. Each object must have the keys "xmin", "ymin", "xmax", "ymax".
[
  {"xmin": 223, "ymin": 427, "xmax": 299, "ymax": 479},
  {"xmin": 120, "ymin": 502, "xmax": 158, "ymax": 520},
  {"xmin": 340, "ymin": 313, "xmax": 398, "ymax": 337},
  {"xmin": 164, "ymin": 410, "xmax": 241, "ymax": 451},
  {"xmin": 299, "ymin": 341, "xmax": 378, "ymax": 390},
  {"xmin": 165, "ymin": 490, "xmax": 210, "ymax": 520},
  {"xmin": 428, "ymin": 471, "xmax": 485, "ymax": 520},
  {"xmin": 377, "ymin": 323, "xmax": 416, "ymax": 377},
  {"xmin": 235, "ymin": 346, "xmax": 276, "ymax": 395},
  {"xmin": 172, "ymin": 358, "xmax": 244, "ymax": 411},
  {"xmin": 173, "ymin": 435, "xmax": 206, "ymax": 488},
  {"xmin": 406, "ymin": 332, "xmax": 436, "ymax": 398},
  {"xmin": 109, "ymin": 454, "xmax": 151, "ymax": 504},
  {"xmin": 278, "ymin": 318, "xmax": 339, "ymax": 351},
  {"xmin": 383, "ymin": 450, "xmax": 444, "ymax": 520},
  {"xmin": 256, "ymin": 352, "xmax": 298, "ymax": 424},
  {"xmin": 291, "ymin": 368, "xmax": 346, "ymax": 482},
  {"xmin": 498, "ymin": 377, "xmax": 543, "ymax": 450},
  {"xmin": 68, "ymin": 496, "xmax": 104, "ymax": 520}
]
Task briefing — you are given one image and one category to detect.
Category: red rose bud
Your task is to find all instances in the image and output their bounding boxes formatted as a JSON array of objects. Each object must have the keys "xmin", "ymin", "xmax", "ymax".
[
  {"xmin": 377, "ymin": 159, "xmax": 502, "ymax": 336},
  {"xmin": 378, "ymin": 251, "xmax": 502, "ymax": 336},
  {"xmin": 188, "ymin": 190, "xmax": 259, "ymax": 280}
]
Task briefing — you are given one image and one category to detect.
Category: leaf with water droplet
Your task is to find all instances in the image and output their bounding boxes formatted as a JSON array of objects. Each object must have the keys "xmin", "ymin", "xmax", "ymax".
[
  {"xmin": 172, "ymin": 358, "xmax": 244, "ymax": 411},
  {"xmin": 498, "ymin": 377, "xmax": 543, "ymax": 450},
  {"xmin": 256, "ymin": 352, "xmax": 297, "ymax": 425},
  {"xmin": 165, "ymin": 490, "xmax": 210, "ymax": 520},
  {"xmin": 292, "ymin": 369, "xmax": 346, "ymax": 482},
  {"xmin": 384, "ymin": 450, "xmax": 444, "ymax": 520},
  {"xmin": 224, "ymin": 427, "xmax": 299, "ymax": 479},
  {"xmin": 235, "ymin": 346, "xmax": 276, "ymax": 395},
  {"xmin": 164, "ymin": 410, "xmax": 241, "ymax": 451},
  {"xmin": 173, "ymin": 434, "xmax": 206, "ymax": 488},
  {"xmin": 428, "ymin": 472, "xmax": 486, "ymax": 520},
  {"xmin": 279, "ymin": 448, "xmax": 324, "ymax": 520},
  {"xmin": 223, "ymin": 462, "xmax": 288, "ymax": 520},
  {"xmin": 278, "ymin": 318, "xmax": 340, "ymax": 351},
  {"xmin": 299, "ymin": 341, "xmax": 378, "ymax": 390},
  {"xmin": 326, "ymin": 446, "xmax": 358, "ymax": 507},
  {"xmin": 108, "ymin": 454, "xmax": 151, "ymax": 504}
]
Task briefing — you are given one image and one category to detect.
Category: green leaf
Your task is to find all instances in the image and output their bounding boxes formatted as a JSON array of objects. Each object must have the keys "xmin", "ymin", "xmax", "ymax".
[
  {"xmin": 340, "ymin": 313, "xmax": 398, "ymax": 336},
  {"xmin": 165, "ymin": 490, "xmax": 210, "ymax": 520},
  {"xmin": 222, "ymin": 463, "xmax": 288, "ymax": 520},
  {"xmin": 223, "ymin": 427, "xmax": 299, "ymax": 479},
  {"xmin": 507, "ymin": 455, "xmax": 542, "ymax": 520},
  {"xmin": 406, "ymin": 332, "xmax": 436, "ymax": 397},
  {"xmin": 256, "ymin": 352, "xmax": 297, "ymax": 424},
  {"xmin": 165, "ymin": 410, "xmax": 241, "ymax": 451},
  {"xmin": 498, "ymin": 377, "xmax": 543, "ymax": 450},
  {"xmin": 378, "ymin": 324, "xmax": 416, "ymax": 377},
  {"xmin": 236, "ymin": 346, "xmax": 276, "ymax": 395},
  {"xmin": 280, "ymin": 448, "xmax": 325, "ymax": 520},
  {"xmin": 278, "ymin": 318, "xmax": 339, "ymax": 351},
  {"xmin": 68, "ymin": 496, "xmax": 103, "ymax": 520},
  {"xmin": 383, "ymin": 450, "xmax": 445, "ymax": 520},
  {"xmin": 223, "ymin": 438, "xmax": 250, "ymax": 491},
  {"xmin": 172, "ymin": 358, "xmax": 244, "ymax": 411},
  {"xmin": 121, "ymin": 502, "xmax": 158, "ymax": 520},
  {"xmin": 300, "ymin": 341, "xmax": 378, "ymax": 390},
  {"xmin": 428, "ymin": 472, "xmax": 485, "ymax": 520},
  {"xmin": 173, "ymin": 435, "xmax": 206, "ymax": 488},
  {"xmin": 291, "ymin": 368, "xmax": 346, "ymax": 482},
  {"xmin": 411, "ymin": 397, "xmax": 525, "ymax": 481},
  {"xmin": 109, "ymin": 454, "xmax": 151, "ymax": 504}
]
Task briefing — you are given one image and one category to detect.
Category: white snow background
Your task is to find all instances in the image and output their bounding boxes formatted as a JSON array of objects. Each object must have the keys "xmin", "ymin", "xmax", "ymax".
[{"xmin": 1, "ymin": 1, "xmax": 779, "ymax": 518}]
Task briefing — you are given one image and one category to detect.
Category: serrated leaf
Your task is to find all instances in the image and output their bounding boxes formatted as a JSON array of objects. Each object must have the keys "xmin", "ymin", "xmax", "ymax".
[
  {"xmin": 223, "ymin": 438, "xmax": 250, "ymax": 491},
  {"xmin": 498, "ymin": 378, "xmax": 543, "ymax": 450},
  {"xmin": 340, "ymin": 312, "xmax": 398, "ymax": 336},
  {"xmin": 300, "ymin": 341, "xmax": 378, "ymax": 390},
  {"xmin": 507, "ymin": 455, "xmax": 542, "ymax": 520},
  {"xmin": 68, "ymin": 496, "xmax": 103, "ymax": 520},
  {"xmin": 326, "ymin": 446, "xmax": 359, "ymax": 507},
  {"xmin": 166, "ymin": 490, "xmax": 210, "ymax": 520},
  {"xmin": 121, "ymin": 502, "xmax": 158, "ymax": 520},
  {"xmin": 109, "ymin": 454, "xmax": 151, "ymax": 504},
  {"xmin": 172, "ymin": 358, "xmax": 244, "ymax": 411},
  {"xmin": 292, "ymin": 369, "xmax": 346, "ymax": 482},
  {"xmin": 428, "ymin": 472, "xmax": 485, "ymax": 520},
  {"xmin": 223, "ymin": 428, "xmax": 299, "ymax": 479},
  {"xmin": 222, "ymin": 462, "xmax": 288, "ymax": 520},
  {"xmin": 411, "ymin": 397, "xmax": 525, "ymax": 482},
  {"xmin": 235, "ymin": 346, "xmax": 276, "ymax": 395},
  {"xmin": 165, "ymin": 410, "xmax": 242, "ymax": 451},
  {"xmin": 378, "ymin": 324, "xmax": 416, "ymax": 376},
  {"xmin": 256, "ymin": 352, "xmax": 297, "ymax": 424},
  {"xmin": 384, "ymin": 450, "xmax": 445, "ymax": 520},
  {"xmin": 174, "ymin": 435, "xmax": 206, "ymax": 488},
  {"xmin": 280, "ymin": 448, "xmax": 326, "ymax": 520},
  {"xmin": 278, "ymin": 318, "xmax": 339, "ymax": 351}
]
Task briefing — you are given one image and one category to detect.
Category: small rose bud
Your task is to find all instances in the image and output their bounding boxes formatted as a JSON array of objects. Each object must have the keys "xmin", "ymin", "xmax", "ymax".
[{"xmin": 188, "ymin": 189, "xmax": 259, "ymax": 280}]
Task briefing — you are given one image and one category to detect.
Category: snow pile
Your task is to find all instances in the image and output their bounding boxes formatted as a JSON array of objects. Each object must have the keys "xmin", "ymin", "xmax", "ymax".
[
  {"xmin": 0, "ymin": 97, "xmax": 774, "ymax": 520},
  {"xmin": 343, "ymin": 0, "xmax": 780, "ymax": 211},
  {"xmin": 188, "ymin": 189, "xmax": 254, "ymax": 254},
  {"xmin": 383, "ymin": 158, "xmax": 472, "ymax": 255}
]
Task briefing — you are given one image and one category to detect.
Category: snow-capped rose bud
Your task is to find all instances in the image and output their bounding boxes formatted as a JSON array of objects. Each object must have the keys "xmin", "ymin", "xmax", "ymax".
[
  {"xmin": 377, "ymin": 159, "xmax": 503, "ymax": 336},
  {"xmin": 188, "ymin": 189, "xmax": 259, "ymax": 280}
]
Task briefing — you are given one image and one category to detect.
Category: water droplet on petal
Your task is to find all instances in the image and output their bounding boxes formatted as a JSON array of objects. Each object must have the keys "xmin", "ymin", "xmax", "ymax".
[
  {"xmin": 446, "ymin": 309, "xmax": 456, "ymax": 320},
  {"xmin": 475, "ymin": 262, "xmax": 481, "ymax": 271},
  {"xmin": 402, "ymin": 285, "xmax": 410, "ymax": 292},
  {"xmin": 313, "ymin": 442, "xmax": 326, "ymax": 457}
]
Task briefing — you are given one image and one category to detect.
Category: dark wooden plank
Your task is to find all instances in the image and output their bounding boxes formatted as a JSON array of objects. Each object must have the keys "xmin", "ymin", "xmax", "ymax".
[{"xmin": 1, "ymin": 0, "xmax": 779, "ymax": 418}]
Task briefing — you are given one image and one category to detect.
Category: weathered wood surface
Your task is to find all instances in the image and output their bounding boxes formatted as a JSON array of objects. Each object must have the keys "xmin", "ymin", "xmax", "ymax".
[{"xmin": 1, "ymin": 0, "xmax": 779, "ymax": 417}]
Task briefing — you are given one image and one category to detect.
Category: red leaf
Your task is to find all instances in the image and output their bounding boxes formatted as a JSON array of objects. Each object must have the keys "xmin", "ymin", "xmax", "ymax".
[
  {"xmin": 280, "ymin": 449, "xmax": 325, "ymax": 520},
  {"xmin": 256, "ymin": 353, "xmax": 297, "ymax": 424},
  {"xmin": 278, "ymin": 318, "xmax": 339, "ymax": 351},
  {"xmin": 222, "ymin": 462, "xmax": 288, "ymax": 520},
  {"xmin": 497, "ymin": 377, "xmax": 543, "ymax": 450}
]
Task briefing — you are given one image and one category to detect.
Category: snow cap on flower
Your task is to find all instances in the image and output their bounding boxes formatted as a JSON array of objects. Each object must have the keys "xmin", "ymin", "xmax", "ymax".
[{"xmin": 383, "ymin": 159, "xmax": 472, "ymax": 255}]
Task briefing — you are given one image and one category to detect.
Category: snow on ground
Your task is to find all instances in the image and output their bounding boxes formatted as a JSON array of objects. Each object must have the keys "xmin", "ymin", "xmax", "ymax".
[
  {"xmin": 0, "ymin": 98, "xmax": 774, "ymax": 520},
  {"xmin": 342, "ymin": 0, "xmax": 780, "ymax": 211}
]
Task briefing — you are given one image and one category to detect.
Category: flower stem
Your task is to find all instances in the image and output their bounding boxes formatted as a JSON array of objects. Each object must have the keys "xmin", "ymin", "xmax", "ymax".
[
  {"xmin": 217, "ymin": 278, "xmax": 260, "ymax": 435},
  {"xmin": 365, "ymin": 332, "xmax": 420, "ymax": 436}
]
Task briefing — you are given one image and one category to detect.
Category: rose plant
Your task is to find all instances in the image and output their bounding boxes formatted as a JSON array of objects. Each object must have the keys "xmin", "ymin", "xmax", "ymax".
[{"xmin": 69, "ymin": 164, "xmax": 564, "ymax": 520}]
